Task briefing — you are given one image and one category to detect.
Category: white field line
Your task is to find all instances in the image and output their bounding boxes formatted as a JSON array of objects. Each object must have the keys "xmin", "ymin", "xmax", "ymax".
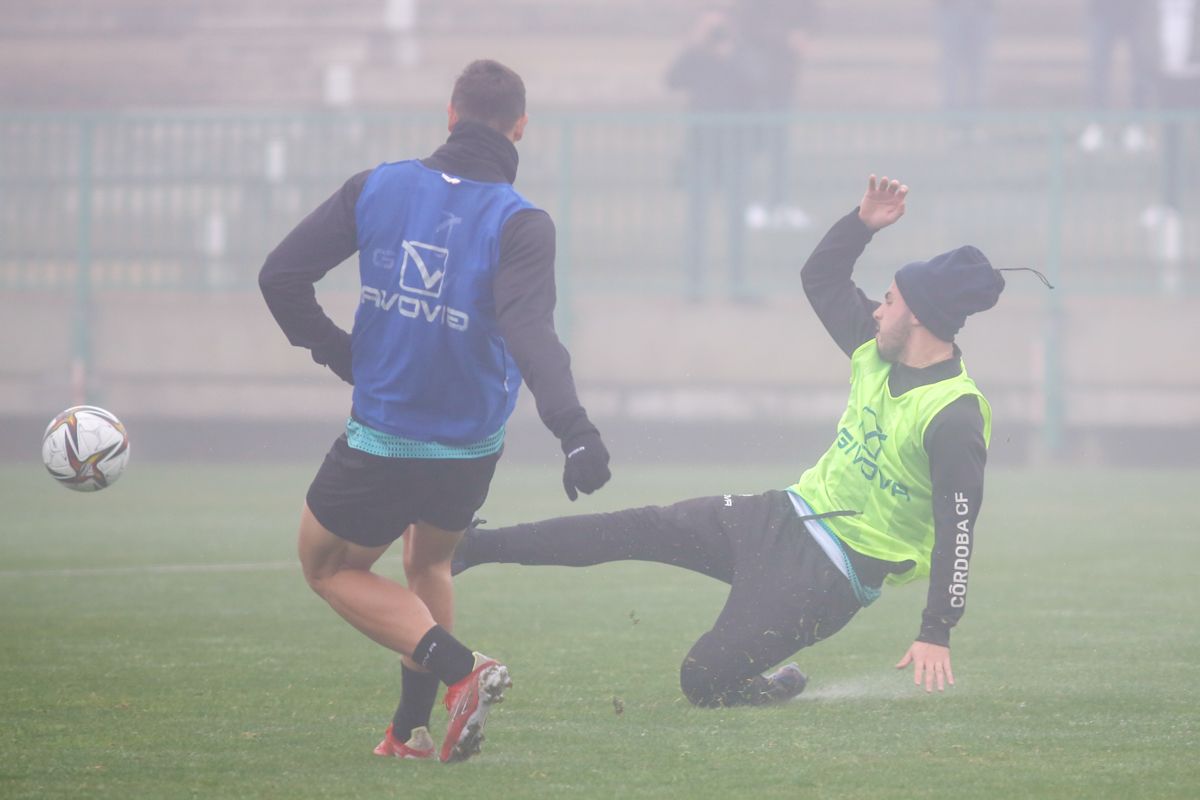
[{"xmin": 0, "ymin": 556, "xmax": 402, "ymax": 579}]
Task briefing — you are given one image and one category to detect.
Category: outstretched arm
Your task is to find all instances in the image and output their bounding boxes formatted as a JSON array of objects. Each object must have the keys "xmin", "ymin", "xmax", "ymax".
[
  {"xmin": 800, "ymin": 175, "xmax": 909, "ymax": 356},
  {"xmin": 895, "ymin": 395, "xmax": 988, "ymax": 693}
]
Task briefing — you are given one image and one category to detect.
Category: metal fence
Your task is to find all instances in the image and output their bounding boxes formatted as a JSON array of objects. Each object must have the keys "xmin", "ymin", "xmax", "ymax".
[
  {"xmin": 3, "ymin": 110, "xmax": 1196, "ymax": 290},
  {"xmin": 2, "ymin": 110, "xmax": 1198, "ymax": 451}
]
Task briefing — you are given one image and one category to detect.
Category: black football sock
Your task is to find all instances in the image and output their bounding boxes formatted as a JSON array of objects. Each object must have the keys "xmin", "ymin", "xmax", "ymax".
[
  {"xmin": 411, "ymin": 625, "xmax": 476, "ymax": 687},
  {"xmin": 391, "ymin": 664, "xmax": 440, "ymax": 742}
]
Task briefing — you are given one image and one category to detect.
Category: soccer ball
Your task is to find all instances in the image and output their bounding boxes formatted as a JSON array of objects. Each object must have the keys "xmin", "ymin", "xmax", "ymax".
[{"xmin": 41, "ymin": 405, "xmax": 131, "ymax": 492}]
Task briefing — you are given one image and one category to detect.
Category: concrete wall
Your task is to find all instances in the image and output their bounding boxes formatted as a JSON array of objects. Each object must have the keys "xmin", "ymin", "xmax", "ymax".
[{"xmin": 3, "ymin": 285, "xmax": 1196, "ymax": 465}]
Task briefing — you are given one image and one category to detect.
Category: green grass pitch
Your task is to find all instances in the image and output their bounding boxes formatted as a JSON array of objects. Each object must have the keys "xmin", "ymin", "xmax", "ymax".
[{"xmin": 2, "ymin": 462, "xmax": 1198, "ymax": 799}]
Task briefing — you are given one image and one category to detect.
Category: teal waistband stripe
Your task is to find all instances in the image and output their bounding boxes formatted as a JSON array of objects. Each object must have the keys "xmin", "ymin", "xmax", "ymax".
[
  {"xmin": 786, "ymin": 490, "xmax": 881, "ymax": 607},
  {"xmin": 815, "ymin": 515, "xmax": 882, "ymax": 607},
  {"xmin": 346, "ymin": 419, "xmax": 505, "ymax": 460}
]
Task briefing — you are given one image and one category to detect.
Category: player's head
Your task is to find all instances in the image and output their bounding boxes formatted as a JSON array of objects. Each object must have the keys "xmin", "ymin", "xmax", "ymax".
[
  {"xmin": 448, "ymin": 60, "xmax": 528, "ymax": 141},
  {"xmin": 875, "ymin": 246, "xmax": 1004, "ymax": 361}
]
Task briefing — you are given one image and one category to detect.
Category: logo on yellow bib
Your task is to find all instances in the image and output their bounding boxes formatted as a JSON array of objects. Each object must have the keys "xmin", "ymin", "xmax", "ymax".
[{"xmin": 835, "ymin": 406, "xmax": 911, "ymax": 501}]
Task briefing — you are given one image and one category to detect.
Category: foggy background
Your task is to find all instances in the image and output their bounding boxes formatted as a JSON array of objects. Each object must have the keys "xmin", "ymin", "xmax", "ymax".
[{"xmin": 1, "ymin": 0, "xmax": 1197, "ymax": 467}]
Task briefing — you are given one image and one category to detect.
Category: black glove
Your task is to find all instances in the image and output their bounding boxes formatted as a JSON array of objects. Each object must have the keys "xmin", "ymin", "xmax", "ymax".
[
  {"xmin": 561, "ymin": 431, "xmax": 611, "ymax": 501},
  {"xmin": 311, "ymin": 327, "xmax": 353, "ymax": 385}
]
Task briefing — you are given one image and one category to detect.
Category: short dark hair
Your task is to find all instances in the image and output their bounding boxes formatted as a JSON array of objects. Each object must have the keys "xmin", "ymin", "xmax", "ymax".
[{"xmin": 450, "ymin": 60, "xmax": 526, "ymax": 133}]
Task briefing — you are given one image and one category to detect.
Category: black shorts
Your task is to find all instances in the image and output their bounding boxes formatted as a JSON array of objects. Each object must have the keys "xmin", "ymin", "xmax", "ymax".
[{"xmin": 306, "ymin": 434, "xmax": 501, "ymax": 547}]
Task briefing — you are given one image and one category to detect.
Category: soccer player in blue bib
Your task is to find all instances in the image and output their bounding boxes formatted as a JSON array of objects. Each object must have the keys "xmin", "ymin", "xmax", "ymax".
[{"xmin": 259, "ymin": 60, "xmax": 611, "ymax": 762}]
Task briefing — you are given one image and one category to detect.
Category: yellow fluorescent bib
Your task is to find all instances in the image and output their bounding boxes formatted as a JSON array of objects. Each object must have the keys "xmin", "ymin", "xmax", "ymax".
[{"xmin": 790, "ymin": 340, "xmax": 991, "ymax": 585}]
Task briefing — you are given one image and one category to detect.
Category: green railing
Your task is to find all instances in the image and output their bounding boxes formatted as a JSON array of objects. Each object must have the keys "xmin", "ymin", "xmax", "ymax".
[
  {"xmin": 4, "ymin": 111, "xmax": 1195, "ymax": 292},
  {"xmin": 3, "ymin": 110, "xmax": 1198, "ymax": 451}
]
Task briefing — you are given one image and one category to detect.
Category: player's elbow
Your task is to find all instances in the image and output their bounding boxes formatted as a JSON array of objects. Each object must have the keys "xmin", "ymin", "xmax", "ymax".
[
  {"xmin": 258, "ymin": 255, "xmax": 284, "ymax": 300},
  {"xmin": 799, "ymin": 259, "xmax": 826, "ymax": 295}
]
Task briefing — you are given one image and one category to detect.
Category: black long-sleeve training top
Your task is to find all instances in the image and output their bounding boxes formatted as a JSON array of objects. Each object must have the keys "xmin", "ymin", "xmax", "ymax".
[
  {"xmin": 801, "ymin": 210, "xmax": 988, "ymax": 647},
  {"xmin": 258, "ymin": 121, "xmax": 596, "ymax": 444}
]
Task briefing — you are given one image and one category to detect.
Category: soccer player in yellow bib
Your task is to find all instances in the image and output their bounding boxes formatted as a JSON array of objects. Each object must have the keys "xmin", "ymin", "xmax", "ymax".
[{"xmin": 455, "ymin": 175, "xmax": 1005, "ymax": 703}]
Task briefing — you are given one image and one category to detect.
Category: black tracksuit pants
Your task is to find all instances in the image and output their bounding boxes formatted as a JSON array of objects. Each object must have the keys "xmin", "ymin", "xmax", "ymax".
[{"xmin": 456, "ymin": 490, "xmax": 869, "ymax": 707}]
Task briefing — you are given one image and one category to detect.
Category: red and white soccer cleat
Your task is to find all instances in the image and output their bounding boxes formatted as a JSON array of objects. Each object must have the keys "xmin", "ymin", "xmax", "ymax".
[
  {"xmin": 373, "ymin": 724, "xmax": 436, "ymax": 760},
  {"xmin": 440, "ymin": 653, "xmax": 512, "ymax": 763}
]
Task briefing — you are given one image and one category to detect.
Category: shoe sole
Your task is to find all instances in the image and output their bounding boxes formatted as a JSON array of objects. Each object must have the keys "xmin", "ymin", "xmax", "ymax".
[
  {"xmin": 374, "ymin": 737, "xmax": 435, "ymax": 759},
  {"xmin": 374, "ymin": 746, "xmax": 435, "ymax": 760},
  {"xmin": 444, "ymin": 665, "xmax": 511, "ymax": 763},
  {"xmin": 764, "ymin": 664, "xmax": 807, "ymax": 703}
]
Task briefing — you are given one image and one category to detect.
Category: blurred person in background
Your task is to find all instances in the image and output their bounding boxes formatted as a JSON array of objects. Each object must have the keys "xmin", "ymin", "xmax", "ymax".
[
  {"xmin": 934, "ymin": 0, "xmax": 995, "ymax": 140},
  {"xmin": 666, "ymin": 6, "xmax": 756, "ymax": 300},
  {"xmin": 1156, "ymin": 0, "xmax": 1200, "ymax": 203},
  {"xmin": 455, "ymin": 176, "xmax": 1017, "ymax": 706},
  {"xmin": 367, "ymin": 0, "xmax": 422, "ymax": 68},
  {"xmin": 735, "ymin": 0, "xmax": 820, "ymax": 230},
  {"xmin": 1145, "ymin": 0, "xmax": 1200, "ymax": 292},
  {"xmin": 1079, "ymin": 0, "xmax": 1159, "ymax": 152},
  {"xmin": 258, "ymin": 59, "xmax": 611, "ymax": 763}
]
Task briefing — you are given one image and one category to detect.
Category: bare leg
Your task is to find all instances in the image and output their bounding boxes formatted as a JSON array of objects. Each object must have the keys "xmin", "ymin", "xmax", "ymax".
[
  {"xmin": 399, "ymin": 520, "xmax": 464, "ymax": 671},
  {"xmin": 298, "ymin": 502, "xmax": 438, "ymax": 656}
]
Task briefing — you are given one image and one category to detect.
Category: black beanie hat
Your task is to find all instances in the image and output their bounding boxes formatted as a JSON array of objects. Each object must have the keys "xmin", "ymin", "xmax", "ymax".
[{"xmin": 894, "ymin": 245, "xmax": 1005, "ymax": 342}]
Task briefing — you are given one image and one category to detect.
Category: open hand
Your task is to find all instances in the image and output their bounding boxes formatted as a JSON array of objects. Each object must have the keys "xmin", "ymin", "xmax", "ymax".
[
  {"xmin": 896, "ymin": 641, "xmax": 954, "ymax": 693},
  {"xmin": 858, "ymin": 174, "xmax": 908, "ymax": 231}
]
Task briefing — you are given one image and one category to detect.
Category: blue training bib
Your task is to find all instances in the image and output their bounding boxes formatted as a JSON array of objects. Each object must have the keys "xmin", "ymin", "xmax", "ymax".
[{"xmin": 350, "ymin": 161, "xmax": 535, "ymax": 445}]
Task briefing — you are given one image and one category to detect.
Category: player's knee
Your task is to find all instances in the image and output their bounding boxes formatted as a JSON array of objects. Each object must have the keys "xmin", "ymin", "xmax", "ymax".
[
  {"xmin": 679, "ymin": 656, "xmax": 724, "ymax": 708},
  {"xmin": 297, "ymin": 517, "xmax": 337, "ymax": 596},
  {"xmin": 300, "ymin": 561, "xmax": 329, "ymax": 597},
  {"xmin": 298, "ymin": 546, "xmax": 344, "ymax": 599}
]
